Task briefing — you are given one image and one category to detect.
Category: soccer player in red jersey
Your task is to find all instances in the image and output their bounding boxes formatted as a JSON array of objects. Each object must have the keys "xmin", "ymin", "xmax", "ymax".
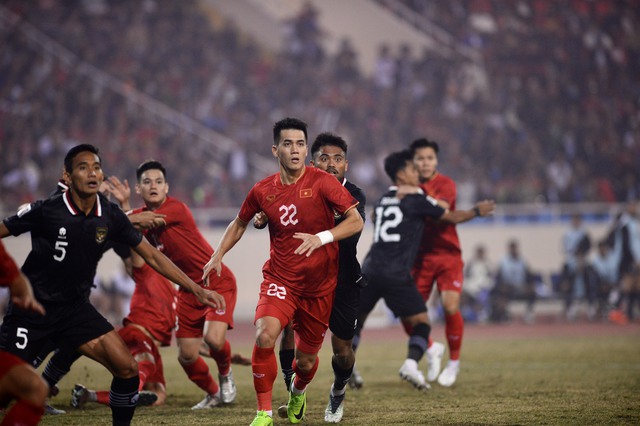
[
  {"xmin": 121, "ymin": 161, "xmax": 239, "ymax": 409},
  {"xmin": 203, "ymin": 117, "xmax": 364, "ymax": 426},
  {"xmin": 0, "ymin": 240, "xmax": 47, "ymax": 426},
  {"xmin": 409, "ymin": 137, "xmax": 485, "ymax": 387}
]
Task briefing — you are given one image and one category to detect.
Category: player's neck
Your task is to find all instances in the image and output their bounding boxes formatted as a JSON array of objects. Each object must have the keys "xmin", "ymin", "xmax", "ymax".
[
  {"xmin": 70, "ymin": 190, "xmax": 98, "ymax": 215},
  {"xmin": 145, "ymin": 197, "xmax": 167, "ymax": 211},
  {"xmin": 280, "ymin": 165, "xmax": 306, "ymax": 185},
  {"xmin": 422, "ymin": 170, "xmax": 438, "ymax": 183}
]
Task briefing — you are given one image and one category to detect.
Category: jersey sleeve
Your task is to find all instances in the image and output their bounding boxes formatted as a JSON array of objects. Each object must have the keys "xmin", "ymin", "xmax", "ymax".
[
  {"xmin": 111, "ymin": 207, "xmax": 144, "ymax": 247},
  {"xmin": 405, "ymin": 194, "xmax": 446, "ymax": 219},
  {"xmin": 0, "ymin": 240, "xmax": 20, "ymax": 287},
  {"xmin": 3, "ymin": 200, "xmax": 45, "ymax": 237},
  {"xmin": 238, "ymin": 185, "xmax": 261, "ymax": 223},
  {"xmin": 322, "ymin": 175, "xmax": 359, "ymax": 216}
]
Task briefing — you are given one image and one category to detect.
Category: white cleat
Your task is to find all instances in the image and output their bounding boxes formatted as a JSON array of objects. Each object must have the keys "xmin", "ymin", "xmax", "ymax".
[
  {"xmin": 191, "ymin": 392, "xmax": 221, "ymax": 409},
  {"xmin": 219, "ymin": 370, "xmax": 237, "ymax": 404},
  {"xmin": 437, "ymin": 362, "xmax": 460, "ymax": 387},
  {"xmin": 399, "ymin": 359, "xmax": 430, "ymax": 391},
  {"xmin": 324, "ymin": 391, "xmax": 345, "ymax": 423},
  {"xmin": 426, "ymin": 342, "xmax": 445, "ymax": 382}
]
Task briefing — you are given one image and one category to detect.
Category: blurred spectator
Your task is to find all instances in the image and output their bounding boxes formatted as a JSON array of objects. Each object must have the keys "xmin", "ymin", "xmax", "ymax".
[
  {"xmin": 491, "ymin": 239, "xmax": 536, "ymax": 323},
  {"xmin": 558, "ymin": 214, "xmax": 592, "ymax": 320},
  {"xmin": 462, "ymin": 244, "xmax": 493, "ymax": 323},
  {"xmin": 591, "ymin": 240, "xmax": 617, "ymax": 320}
]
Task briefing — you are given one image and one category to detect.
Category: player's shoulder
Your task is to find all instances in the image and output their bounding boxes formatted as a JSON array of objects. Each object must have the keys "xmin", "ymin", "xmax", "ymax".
[{"xmin": 435, "ymin": 173, "xmax": 456, "ymax": 186}]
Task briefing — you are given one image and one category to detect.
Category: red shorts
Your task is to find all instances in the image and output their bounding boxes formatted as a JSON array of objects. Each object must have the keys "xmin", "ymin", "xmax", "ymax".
[
  {"xmin": 412, "ymin": 253, "xmax": 464, "ymax": 300},
  {"xmin": 118, "ymin": 325, "xmax": 165, "ymax": 386},
  {"xmin": 0, "ymin": 350, "xmax": 28, "ymax": 378},
  {"xmin": 255, "ymin": 279, "xmax": 334, "ymax": 354},
  {"xmin": 175, "ymin": 286, "xmax": 237, "ymax": 339}
]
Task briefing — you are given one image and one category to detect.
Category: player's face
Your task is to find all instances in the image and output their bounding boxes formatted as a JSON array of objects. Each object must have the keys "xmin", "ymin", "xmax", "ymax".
[
  {"xmin": 273, "ymin": 129, "xmax": 307, "ymax": 174},
  {"xmin": 311, "ymin": 145, "xmax": 347, "ymax": 182},
  {"xmin": 413, "ymin": 146, "xmax": 438, "ymax": 182},
  {"xmin": 401, "ymin": 161, "xmax": 421, "ymax": 186},
  {"xmin": 136, "ymin": 169, "xmax": 169, "ymax": 209},
  {"xmin": 65, "ymin": 151, "xmax": 104, "ymax": 197}
]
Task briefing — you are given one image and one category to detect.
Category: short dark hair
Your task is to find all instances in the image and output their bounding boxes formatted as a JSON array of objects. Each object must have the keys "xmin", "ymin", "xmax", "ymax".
[
  {"xmin": 273, "ymin": 117, "xmax": 308, "ymax": 145},
  {"xmin": 136, "ymin": 160, "xmax": 167, "ymax": 181},
  {"xmin": 64, "ymin": 144, "xmax": 101, "ymax": 173},
  {"xmin": 384, "ymin": 150, "xmax": 413, "ymax": 182},
  {"xmin": 409, "ymin": 137, "xmax": 439, "ymax": 156},
  {"xmin": 311, "ymin": 132, "xmax": 348, "ymax": 157}
]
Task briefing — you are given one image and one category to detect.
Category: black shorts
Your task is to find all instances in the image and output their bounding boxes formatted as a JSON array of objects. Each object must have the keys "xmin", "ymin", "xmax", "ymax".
[
  {"xmin": 0, "ymin": 299, "xmax": 113, "ymax": 363},
  {"xmin": 359, "ymin": 275, "xmax": 426, "ymax": 319},
  {"xmin": 329, "ymin": 281, "xmax": 362, "ymax": 341}
]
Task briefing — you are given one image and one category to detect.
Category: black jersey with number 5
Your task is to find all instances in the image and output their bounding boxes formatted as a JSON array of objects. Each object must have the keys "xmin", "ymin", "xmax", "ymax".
[
  {"xmin": 3, "ymin": 191, "xmax": 142, "ymax": 302},
  {"xmin": 361, "ymin": 187, "xmax": 445, "ymax": 281}
]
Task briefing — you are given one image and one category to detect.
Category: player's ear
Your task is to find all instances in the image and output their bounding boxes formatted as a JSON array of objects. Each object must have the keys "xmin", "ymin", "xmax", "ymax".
[
  {"xmin": 272, "ymin": 144, "xmax": 278, "ymax": 158},
  {"xmin": 344, "ymin": 159, "xmax": 349, "ymax": 172},
  {"xmin": 135, "ymin": 183, "xmax": 141, "ymax": 195}
]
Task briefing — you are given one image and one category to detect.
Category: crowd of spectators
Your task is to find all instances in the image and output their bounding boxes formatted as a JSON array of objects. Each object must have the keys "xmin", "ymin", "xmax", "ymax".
[{"xmin": 1, "ymin": 0, "xmax": 639, "ymax": 214}]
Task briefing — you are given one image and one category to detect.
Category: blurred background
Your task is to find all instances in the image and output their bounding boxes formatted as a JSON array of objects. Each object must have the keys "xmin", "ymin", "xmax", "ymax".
[{"xmin": 1, "ymin": 0, "xmax": 639, "ymax": 324}]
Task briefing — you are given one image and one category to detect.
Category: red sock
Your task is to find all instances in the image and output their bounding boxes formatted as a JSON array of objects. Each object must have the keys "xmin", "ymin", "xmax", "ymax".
[
  {"xmin": 209, "ymin": 340, "xmax": 231, "ymax": 376},
  {"xmin": 292, "ymin": 357, "xmax": 319, "ymax": 390},
  {"xmin": 445, "ymin": 311, "xmax": 464, "ymax": 361},
  {"xmin": 1, "ymin": 399, "xmax": 44, "ymax": 426},
  {"xmin": 96, "ymin": 390, "xmax": 110, "ymax": 405},
  {"xmin": 252, "ymin": 345, "xmax": 277, "ymax": 411},
  {"xmin": 137, "ymin": 360, "xmax": 156, "ymax": 390},
  {"xmin": 181, "ymin": 356, "xmax": 218, "ymax": 395}
]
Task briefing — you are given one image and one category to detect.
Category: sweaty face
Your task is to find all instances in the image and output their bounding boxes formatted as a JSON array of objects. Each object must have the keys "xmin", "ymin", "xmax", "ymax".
[
  {"xmin": 65, "ymin": 151, "xmax": 104, "ymax": 197},
  {"xmin": 136, "ymin": 169, "xmax": 169, "ymax": 210},
  {"xmin": 312, "ymin": 145, "xmax": 347, "ymax": 182},
  {"xmin": 413, "ymin": 147, "xmax": 438, "ymax": 182},
  {"xmin": 273, "ymin": 129, "xmax": 307, "ymax": 173}
]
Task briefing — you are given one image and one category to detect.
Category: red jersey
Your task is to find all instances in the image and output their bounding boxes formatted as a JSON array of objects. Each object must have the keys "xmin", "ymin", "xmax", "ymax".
[
  {"xmin": 418, "ymin": 173, "xmax": 461, "ymax": 256},
  {"xmin": 0, "ymin": 240, "xmax": 20, "ymax": 287},
  {"xmin": 124, "ymin": 263, "xmax": 177, "ymax": 346},
  {"xmin": 133, "ymin": 197, "xmax": 235, "ymax": 292},
  {"xmin": 238, "ymin": 166, "xmax": 359, "ymax": 297}
]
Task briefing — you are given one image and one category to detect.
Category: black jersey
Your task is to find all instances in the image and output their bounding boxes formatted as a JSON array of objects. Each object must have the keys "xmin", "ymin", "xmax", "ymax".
[
  {"xmin": 336, "ymin": 179, "xmax": 366, "ymax": 288},
  {"xmin": 3, "ymin": 191, "xmax": 142, "ymax": 302},
  {"xmin": 361, "ymin": 187, "xmax": 445, "ymax": 281}
]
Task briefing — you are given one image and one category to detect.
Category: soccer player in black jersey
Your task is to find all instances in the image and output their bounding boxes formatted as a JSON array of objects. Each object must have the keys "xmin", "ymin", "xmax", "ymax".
[
  {"xmin": 0, "ymin": 144, "xmax": 225, "ymax": 426},
  {"xmin": 352, "ymin": 150, "xmax": 493, "ymax": 391}
]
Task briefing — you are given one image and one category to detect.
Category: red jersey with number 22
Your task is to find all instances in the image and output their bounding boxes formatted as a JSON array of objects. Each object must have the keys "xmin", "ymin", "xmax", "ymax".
[
  {"xmin": 418, "ymin": 173, "xmax": 461, "ymax": 256},
  {"xmin": 238, "ymin": 166, "xmax": 358, "ymax": 297}
]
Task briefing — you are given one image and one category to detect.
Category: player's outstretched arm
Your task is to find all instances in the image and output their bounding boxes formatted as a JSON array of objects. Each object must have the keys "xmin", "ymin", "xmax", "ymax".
[
  {"xmin": 203, "ymin": 216, "xmax": 249, "ymax": 285},
  {"xmin": 293, "ymin": 206, "xmax": 364, "ymax": 257},
  {"xmin": 133, "ymin": 238, "xmax": 225, "ymax": 310},
  {"xmin": 441, "ymin": 200, "xmax": 495, "ymax": 224}
]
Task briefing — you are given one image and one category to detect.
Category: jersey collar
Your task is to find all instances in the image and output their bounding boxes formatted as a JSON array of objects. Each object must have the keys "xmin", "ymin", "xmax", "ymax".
[{"xmin": 63, "ymin": 191, "xmax": 103, "ymax": 217}]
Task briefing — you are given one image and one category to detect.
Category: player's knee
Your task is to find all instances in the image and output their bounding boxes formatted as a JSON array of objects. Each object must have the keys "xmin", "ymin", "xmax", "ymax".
[
  {"xmin": 115, "ymin": 358, "xmax": 139, "ymax": 379},
  {"xmin": 18, "ymin": 370, "xmax": 49, "ymax": 406},
  {"xmin": 255, "ymin": 330, "xmax": 278, "ymax": 348},
  {"xmin": 332, "ymin": 352, "xmax": 354, "ymax": 370}
]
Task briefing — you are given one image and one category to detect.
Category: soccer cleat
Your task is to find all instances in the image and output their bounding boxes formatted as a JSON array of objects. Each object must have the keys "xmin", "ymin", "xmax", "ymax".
[
  {"xmin": 324, "ymin": 391, "xmax": 345, "ymax": 423},
  {"xmin": 426, "ymin": 341, "xmax": 445, "ymax": 382},
  {"xmin": 287, "ymin": 374, "xmax": 307, "ymax": 424},
  {"xmin": 191, "ymin": 392, "xmax": 221, "ymax": 409},
  {"xmin": 347, "ymin": 366, "xmax": 364, "ymax": 389},
  {"xmin": 45, "ymin": 403, "xmax": 66, "ymax": 415},
  {"xmin": 250, "ymin": 410, "xmax": 274, "ymax": 426},
  {"xmin": 137, "ymin": 390, "xmax": 158, "ymax": 406},
  {"xmin": 399, "ymin": 359, "xmax": 430, "ymax": 391},
  {"xmin": 71, "ymin": 384, "xmax": 89, "ymax": 408},
  {"xmin": 437, "ymin": 362, "xmax": 460, "ymax": 387},
  {"xmin": 219, "ymin": 370, "xmax": 237, "ymax": 404}
]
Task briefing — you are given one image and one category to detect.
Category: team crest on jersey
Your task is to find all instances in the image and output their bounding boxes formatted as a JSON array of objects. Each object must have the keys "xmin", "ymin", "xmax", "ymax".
[
  {"xmin": 266, "ymin": 195, "xmax": 276, "ymax": 202},
  {"xmin": 300, "ymin": 188, "xmax": 312, "ymax": 198},
  {"xmin": 95, "ymin": 227, "xmax": 108, "ymax": 243}
]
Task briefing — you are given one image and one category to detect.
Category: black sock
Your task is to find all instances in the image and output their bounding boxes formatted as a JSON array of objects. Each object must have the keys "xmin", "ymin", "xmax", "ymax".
[
  {"xmin": 110, "ymin": 376, "xmax": 139, "ymax": 426},
  {"xmin": 331, "ymin": 356, "xmax": 353, "ymax": 392},
  {"xmin": 279, "ymin": 349, "xmax": 295, "ymax": 392},
  {"xmin": 42, "ymin": 348, "xmax": 81, "ymax": 387},
  {"xmin": 407, "ymin": 323, "xmax": 430, "ymax": 362}
]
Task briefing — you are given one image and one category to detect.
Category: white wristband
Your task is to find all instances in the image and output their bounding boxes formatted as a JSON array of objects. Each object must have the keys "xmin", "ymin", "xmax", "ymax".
[{"xmin": 315, "ymin": 230, "xmax": 334, "ymax": 246}]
